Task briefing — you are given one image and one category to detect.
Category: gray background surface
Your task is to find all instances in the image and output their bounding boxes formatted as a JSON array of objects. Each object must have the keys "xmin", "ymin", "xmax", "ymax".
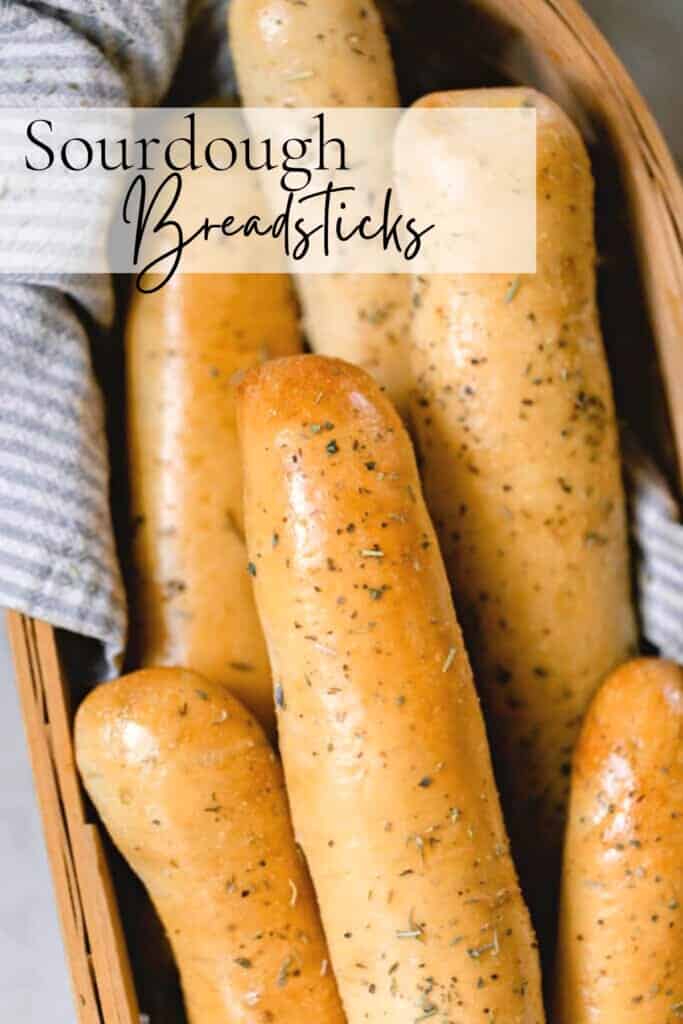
[{"xmin": 0, "ymin": 1, "xmax": 681, "ymax": 1019}]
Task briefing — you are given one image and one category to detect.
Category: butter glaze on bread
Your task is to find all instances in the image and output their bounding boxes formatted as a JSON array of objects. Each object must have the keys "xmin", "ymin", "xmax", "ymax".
[
  {"xmin": 127, "ymin": 273, "xmax": 301, "ymax": 732},
  {"xmin": 555, "ymin": 659, "xmax": 683, "ymax": 1023},
  {"xmin": 237, "ymin": 355, "xmax": 545, "ymax": 1024},
  {"xmin": 229, "ymin": 0, "xmax": 412, "ymax": 415},
  {"xmin": 75, "ymin": 668, "xmax": 345, "ymax": 1024},
  {"xmin": 408, "ymin": 87, "xmax": 637, "ymax": 939}
]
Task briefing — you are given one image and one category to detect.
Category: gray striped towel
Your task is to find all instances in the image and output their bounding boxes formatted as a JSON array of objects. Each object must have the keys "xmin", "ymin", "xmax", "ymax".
[
  {"xmin": 628, "ymin": 446, "xmax": 683, "ymax": 663},
  {"xmin": 0, "ymin": 0, "xmax": 191, "ymax": 675},
  {"xmin": 0, "ymin": 0, "xmax": 681, "ymax": 679}
]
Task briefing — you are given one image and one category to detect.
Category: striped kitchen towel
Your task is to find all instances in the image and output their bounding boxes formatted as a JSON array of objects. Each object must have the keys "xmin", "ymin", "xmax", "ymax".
[
  {"xmin": 0, "ymin": 0, "xmax": 190, "ymax": 675},
  {"xmin": 628, "ymin": 446, "xmax": 683, "ymax": 664},
  {"xmin": 0, "ymin": 0, "xmax": 682, "ymax": 679}
]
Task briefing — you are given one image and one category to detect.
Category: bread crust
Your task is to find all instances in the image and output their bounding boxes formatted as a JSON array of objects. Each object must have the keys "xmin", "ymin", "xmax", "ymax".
[
  {"xmin": 127, "ymin": 272, "xmax": 301, "ymax": 731},
  {"xmin": 75, "ymin": 667, "xmax": 345, "ymax": 1024},
  {"xmin": 555, "ymin": 659, "xmax": 683, "ymax": 1023},
  {"xmin": 229, "ymin": 0, "xmax": 412, "ymax": 414},
  {"xmin": 408, "ymin": 87, "xmax": 637, "ymax": 932},
  {"xmin": 238, "ymin": 354, "xmax": 545, "ymax": 1023}
]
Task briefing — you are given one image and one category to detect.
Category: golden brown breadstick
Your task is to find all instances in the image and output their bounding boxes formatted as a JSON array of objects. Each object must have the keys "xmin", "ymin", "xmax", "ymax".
[
  {"xmin": 127, "ymin": 271, "xmax": 301, "ymax": 732},
  {"xmin": 229, "ymin": 0, "xmax": 412, "ymax": 415},
  {"xmin": 555, "ymin": 658, "xmax": 683, "ymax": 1023},
  {"xmin": 407, "ymin": 87, "xmax": 637, "ymax": 939},
  {"xmin": 75, "ymin": 668, "xmax": 346, "ymax": 1024},
  {"xmin": 238, "ymin": 354, "xmax": 545, "ymax": 1024}
]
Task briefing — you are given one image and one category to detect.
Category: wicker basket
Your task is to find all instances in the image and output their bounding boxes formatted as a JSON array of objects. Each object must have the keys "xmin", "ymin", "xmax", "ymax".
[{"xmin": 6, "ymin": 0, "xmax": 683, "ymax": 1020}]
